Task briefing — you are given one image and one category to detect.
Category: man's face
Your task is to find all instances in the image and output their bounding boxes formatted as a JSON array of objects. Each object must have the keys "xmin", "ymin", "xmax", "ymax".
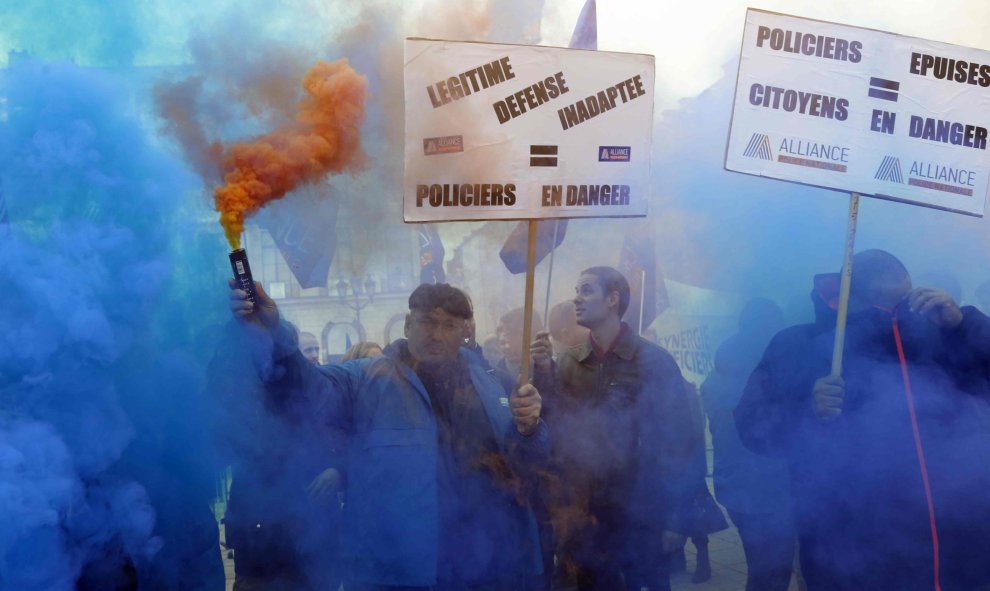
[
  {"xmin": 405, "ymin": 308, "xmax": 467, "ymax": 365},
  {"xmin": 299, "ymin": 335, "xmax": 320, "ymax": 365},
  {"xmin": 573, "ymin": 273, "xmax": 614, "ymax": 328}
]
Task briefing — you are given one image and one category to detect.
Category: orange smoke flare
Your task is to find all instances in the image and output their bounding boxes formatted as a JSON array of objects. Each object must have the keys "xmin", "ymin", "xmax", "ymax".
[{"xmin": 214, "ymin": 59, "xmax": 367, "ymax": 249}]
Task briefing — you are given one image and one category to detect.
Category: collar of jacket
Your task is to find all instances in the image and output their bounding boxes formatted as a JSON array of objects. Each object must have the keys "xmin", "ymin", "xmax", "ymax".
[
  {"xmin": 380, "ymin": 338, "xmax": 514, "ymax": 453},
  {"xmin": 575, "ymin": 322, "xmax": 637, "ymax": 363},
  {"xmin": 382, "ymin": 338, "xmax": 485, "ymax": 367}
]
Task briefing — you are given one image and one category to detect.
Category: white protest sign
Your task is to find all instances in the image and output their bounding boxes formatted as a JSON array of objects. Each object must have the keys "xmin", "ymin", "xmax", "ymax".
[
  {"xmin": 404, "ymin": 38, "xmax": 655, "ymax": 222},
  {"xmin": 726, "ymin": 9, "xmax": 990, "ymax": 217}
]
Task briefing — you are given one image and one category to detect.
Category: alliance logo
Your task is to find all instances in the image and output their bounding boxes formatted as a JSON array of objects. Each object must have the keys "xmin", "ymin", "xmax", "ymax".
[
  {"xmin": 907, "ymin": 160, "xmax": 976, "ymax": 196},
  {"xmin": 742, "ymin": 133, "xmax": 773, "ymax": 160},
  {"xmin": 776, "ymin": 137, "xmax": 849, "ymax": 172},
  {"xmin": 423, "ymin": 135, "xmax": 463, "ymax": 156},
  {"xmin": 598, "ymin": 146, "xmax": 631, "ymax": 162},
  {"xmin": 874, "ymin": 156, "xmax": 904, "ymax": 183}
]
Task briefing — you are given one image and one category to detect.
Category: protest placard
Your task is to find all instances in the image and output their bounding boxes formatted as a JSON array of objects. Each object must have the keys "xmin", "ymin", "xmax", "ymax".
[
  {"xmin": 726, "ymin": 8, "xmax": 990, "ymax": 217},
  {"xmin": 404, "ymin": 38, "xmax": 655, "ymax": 222}
]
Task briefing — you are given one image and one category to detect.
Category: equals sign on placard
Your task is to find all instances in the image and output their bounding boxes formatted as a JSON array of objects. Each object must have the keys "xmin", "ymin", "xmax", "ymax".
[
  {"xmin": 868, "ymin": 77, "xmax": 900, "ymax": 102},
  {"xmin": 530, "ymin": 145, "xmax": 558, "ymax": 167}
]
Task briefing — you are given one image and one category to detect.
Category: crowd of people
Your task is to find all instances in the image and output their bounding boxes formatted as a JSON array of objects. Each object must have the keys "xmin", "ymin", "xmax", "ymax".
[{"xmin": 217, "ymin": 250, "xmax": 990, "ymax": 591}]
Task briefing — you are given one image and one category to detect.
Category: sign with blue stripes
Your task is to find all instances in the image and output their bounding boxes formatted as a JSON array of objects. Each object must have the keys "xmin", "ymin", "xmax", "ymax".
[{"xmin": 726, "ymin": 9, "xmax": 990, "ymax": 217}]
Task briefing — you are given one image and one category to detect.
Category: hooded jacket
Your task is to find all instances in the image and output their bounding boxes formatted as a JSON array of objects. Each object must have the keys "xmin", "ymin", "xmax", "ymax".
[{"xmin": 736, "ymin": 304, "xmax": 990, "ymax": 590}]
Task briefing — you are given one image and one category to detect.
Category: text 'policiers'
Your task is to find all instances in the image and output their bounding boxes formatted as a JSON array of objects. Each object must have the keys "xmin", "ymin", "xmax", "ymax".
[{"xmin": 415, "ymin": 183, "xmax": 516, "ymax": 207}]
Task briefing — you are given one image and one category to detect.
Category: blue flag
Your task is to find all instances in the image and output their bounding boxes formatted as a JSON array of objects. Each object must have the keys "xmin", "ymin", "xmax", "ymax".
[
  {"xmin": 618, "ymin": 220, "xmax": 668, "ymax": 334},
  {"xmin": 258, "ymin": 184, "xmax": 339, "ymax": 289},
  {"xmin": 569, "ymin": 0, "xmax": 597, "ymax": 49},
  {"xmin": 499, "ymin": 0, "xmax": 596, "ymax": 274},
  {"xmin": 419, "ymin": 224, "xmax": 446, "ymax": 284}
]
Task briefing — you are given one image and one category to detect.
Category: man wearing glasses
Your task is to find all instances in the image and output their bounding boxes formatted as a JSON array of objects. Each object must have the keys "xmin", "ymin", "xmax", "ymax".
[{"xmin": 229, "ymin": 281, "xmax": 548, "ymax": 591}]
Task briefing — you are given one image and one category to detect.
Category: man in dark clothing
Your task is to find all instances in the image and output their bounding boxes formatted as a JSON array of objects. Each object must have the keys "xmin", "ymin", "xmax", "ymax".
[
  {"xmin": 531, "ymin": 266, "xmax": 698, "ymax": 591},
  {"xmin": 702, "ymin": 297, "xmax": 793, "ymax": 591},
  {"xmin": 211, "ymin": 322, "xmax": 343, "ymax": 591},
  {"xmin": 228, "ymin": 281, "xmax": 548, "ymax": 591},
  {"xmin": 736, "ymin": 250, "xmax": 990, "ymax": 591}
]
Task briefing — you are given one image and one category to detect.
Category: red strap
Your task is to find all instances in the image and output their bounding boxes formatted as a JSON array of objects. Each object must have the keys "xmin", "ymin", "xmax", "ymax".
[{"xmin": 891, "ymin": 316, "xmax": 942, "ymax": 591}]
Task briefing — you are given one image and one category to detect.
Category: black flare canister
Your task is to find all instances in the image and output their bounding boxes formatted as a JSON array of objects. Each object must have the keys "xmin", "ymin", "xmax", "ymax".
[{"xmin": 229, "ymin": 248, "xmax": 258, "ymax": 305}]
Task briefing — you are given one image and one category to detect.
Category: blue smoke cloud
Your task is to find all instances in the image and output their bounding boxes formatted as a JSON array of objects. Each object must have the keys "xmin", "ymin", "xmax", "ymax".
[
  {"xmin": 0, "ymin": 1, "xmax": 551, "ymax": 589},
  {"xmin": 5, "ymin": 1, "xmax": 988, "ymax": 589},
  {"xmin": 0, "ymin": 56, "xmax": 228, "ymax": 590},
  {"xmin": 0, "ymin": 1, "xmax": 143, "ymax": 67}
]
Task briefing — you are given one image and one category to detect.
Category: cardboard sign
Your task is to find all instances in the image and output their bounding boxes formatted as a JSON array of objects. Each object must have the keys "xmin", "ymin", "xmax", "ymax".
[
  {"xmin": 404, "ymin": 38, "xmax": 655, "ymax": 222},
  {"xmin": 726, "ymin": 9, "xmax": 990, "ymax": 216}
]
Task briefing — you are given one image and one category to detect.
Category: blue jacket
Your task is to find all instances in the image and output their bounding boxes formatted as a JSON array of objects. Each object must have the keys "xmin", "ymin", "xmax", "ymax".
[{"xmin": 267, "ymin": 332, "xmax": 547, "ymax": 587}]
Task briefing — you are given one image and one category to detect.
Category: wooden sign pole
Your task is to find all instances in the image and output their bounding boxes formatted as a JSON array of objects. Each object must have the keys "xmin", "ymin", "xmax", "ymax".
[
  {"xmin": 831, "ymin": 192, "xmax": 860, "ymax": 377},
  {"xmin": 518, "ymin": 220, "xmax": 539, "ymax": 386},
  {"xmin": 542, "ymin": 219, "xmax": 561, "ymax": 332}
]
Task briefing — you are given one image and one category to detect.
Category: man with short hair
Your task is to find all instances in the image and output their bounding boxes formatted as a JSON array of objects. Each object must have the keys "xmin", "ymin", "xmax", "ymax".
[
  {"xmin": 228, "ymin": 281, "xmax": 548, "ymax": 591},
  {"xmin": 298, "ymin": 332, "xmax": 321, "ymax": 365},
  {"xmin": 531, "ymin": 266, "xmax": 698, "ymax": 591},
  {"xmin": 736, "ymin": 250, "xmax": 990, "ymax": 590}
]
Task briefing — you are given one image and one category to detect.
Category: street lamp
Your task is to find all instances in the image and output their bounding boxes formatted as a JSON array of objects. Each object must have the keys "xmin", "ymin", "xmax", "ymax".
[{"xmin": 335, "ymin": 274, "xmax": 375, "ymax": 339}]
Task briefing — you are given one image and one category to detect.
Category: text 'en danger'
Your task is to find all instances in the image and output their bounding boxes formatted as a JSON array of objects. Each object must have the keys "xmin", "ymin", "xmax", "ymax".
[{"xmin": 541, "ymin": 184, "xmax": 631, "ymax": 206}]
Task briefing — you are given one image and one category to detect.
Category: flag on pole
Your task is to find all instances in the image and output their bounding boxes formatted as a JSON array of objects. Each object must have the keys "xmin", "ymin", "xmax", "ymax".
[
  {"xmin": 259, "ymin": 184, "xmax": 339, "ymax": 289},
  {"xmin": 569, "ymin": 0, "xmax": 597, "ymax": 49},
  {"xmin": 498, "ymin": 220, "xmax": 567, "ymax": 274},
  {"xmin": 618, "ymin": 220, "xmax": 668, "ymax": 334},
  {"xmin": 498, "ymin": 0, "xmax": 596, "ymax": 274},
  {"xmin": 419, "ymin": 224, "xmax": 446, "ymax": 284}
]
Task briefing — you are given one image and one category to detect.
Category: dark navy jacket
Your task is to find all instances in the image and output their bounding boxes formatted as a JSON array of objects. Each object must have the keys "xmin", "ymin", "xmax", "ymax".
[{"xmin": 736, "ymin": 305, "xmax": 990, "ymax": 590}]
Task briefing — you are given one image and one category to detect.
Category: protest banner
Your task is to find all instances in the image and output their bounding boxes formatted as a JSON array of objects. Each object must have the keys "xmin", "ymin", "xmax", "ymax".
[
  {"xmin": 404, "ymin": 26, "xmax": 655, "ymax": 382},
  {"xmin": 644, "ymin": 279, "xmax": 743, "ymax": 384},
  {"xmin": 404, "ymin": 39, "xmax": 655, "ymax": 223},
  {"xmin": 726, "ymin": 9, "xmax": 990, "ymax": 376},
  {"xmin": 726, "ymin": 8, "xmax": 990, "ymax": 217}
]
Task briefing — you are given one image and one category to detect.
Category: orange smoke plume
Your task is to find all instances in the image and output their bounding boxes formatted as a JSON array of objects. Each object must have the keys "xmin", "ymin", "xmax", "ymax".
[{"xmin": 214, "ymin": 59, "xmax": 367, "ymax": 249}]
